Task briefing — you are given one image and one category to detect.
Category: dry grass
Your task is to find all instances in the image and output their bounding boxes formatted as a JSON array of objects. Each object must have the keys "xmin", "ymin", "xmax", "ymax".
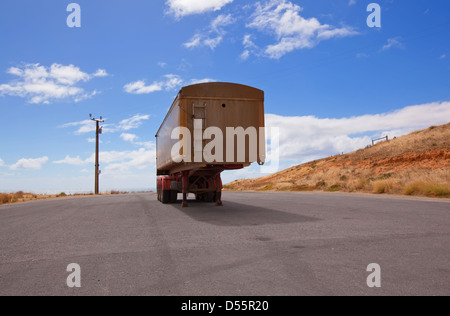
[
  {"xmin": 0, "ymin": 192, "xmax": 39, "ymax": 205},
  {"xmin": 0, "ymin": 190, "xmax": 152, "ymax": 206},
  {"xmin": 373, "ymin": 181, "xmax": 394, "ymax": 194},
  {"xmin": 225, "ymin": 123, "xmax": 450, "ymax": 199},
  {"xmin": 404, "ymin": 182, "xmax": 449, "ymax": 198},
  {"xmin": 110, "ymin": 190, "xmax": 130, "ymax": 195}
]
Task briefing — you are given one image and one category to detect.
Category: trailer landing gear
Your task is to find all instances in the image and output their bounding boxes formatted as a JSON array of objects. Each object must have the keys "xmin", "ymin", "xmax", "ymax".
[
  {"xmin": 215, "ymin": 191, "xmax": 223, "ymax": 207},
  {"xmin": 182, "ymin": 171, "xmax": 189, "ymax": 208},
  {"xmin": 215, "ymin": 174, "xmax": 223, "ymax": 206}
]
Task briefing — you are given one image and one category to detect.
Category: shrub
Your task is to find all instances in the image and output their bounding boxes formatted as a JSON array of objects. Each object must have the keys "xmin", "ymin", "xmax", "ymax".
[
  {"xmin": 316, "ymin": 181, "xmax": 326, "ymax": 188},
  {"xmin": 15, "ymin": 191, "xmax": 24, "ymax": 199},
  {"xmin": 292, "ymin": 185, "xmax": 312, "ymax": 192},
  {"xmin": 261, "ymin": 184, "xmax": 275, "ymax": 191},
  {"xmin": 404, "ymin": 182, "xmax": 449, "ymax": 198},
  {"xmin": 0, "ymin": 194, "xmax": 10, "ymax": 204},
  {"xmin": 356, "ymin": 179, "xmax": 370, "ymax": 190},
  {"xmin": 329, "ymin": 184, "xmax": 341, "ymax": 192},
  {"xmin": 374, "ymin": 182, "xmax": 392, "ymax": 194},
  {"xmin": 378, "ymin": 173, "xmax": 393, "ymax": 180}
]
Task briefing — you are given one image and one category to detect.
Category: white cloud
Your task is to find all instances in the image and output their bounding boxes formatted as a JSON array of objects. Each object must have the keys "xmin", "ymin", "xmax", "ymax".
[
  {"xmin": 382, "ymin": 37, "xmax": 404, "ymax": 51},
  {"xmin": 158, "ymin": 62, "xmax": 167, "ymax": 68},
  {"xmin": 211, "ymin": 13, "xmax": 235, "ymax": 31},
  {"xmin": 266, "ymin": 101, "xmax": 450, "ymax": 162},
  {"xmin": 0, "ymin": 63, "xmax": 106, "ymax": 104},
  {"xmin": 120, "ymin": 133, "xmax": 154, "ymax": 149},
  {"xmin": 92, "ymin": 149, "xmax": 154, "ymax": 165},
  {"xmin": 54, "ymin": 156, "xmax": 86, "ymax": 166},
  {"xmin": 348, "ymin": 0, "xmax": 356, "ymax": 6},
  {"xmin": 87, "ymin": 138, "xmax": 103, "ymax": 143},
  {"xmin": 49, "ymin": 64, "xmax": 90, "ymax": 85},
  {"xmin": 164, "ymin": 74, "xmax": 184, "ymax": 90},
  {"xmin": 62, "ymin": 114, "xmax": 149, "ymax": 135},
  {"xmin": 247, "ymin": 0, "xmax": 358, "ymax": 59},
  {"xmin": 203, "ymin": 36, "xmax": 223, "ymax": 50},
  {"xmin": 0, "ymin": 158, "xmax": 5, "ymax": 167},
  {"xmin": 62, "ymin": 119, "xmax": 96, "ymax": 135},
  {"xmin": 10, "ymin": 156, "xmax": 49, "ymax": 170},
  {"xmin": 55, "ymin": 140, "xmax": 156, "ymax": 173},
  {"xmin": 103, "ymin": 148, "xmax": 156, "ymax": 173},
  {"xmin": 184, "ymin": 34, "xmax": 224, "ymax": 50},
  {"xmin": 83, "ymin": 147, "xmax": 157, "ymax": 174},
  {"xmin": 125, "ymin": 75, "xmax": 219, "ymax": 95},
  {"xmin": 317, "ymin": 28, "xmax": 357, "ymax": 40},
  {"xmin": 121, "ymin": 133, "xmax": 138, "ymax": 143},
  {"xmin": 184, "ymin": 34, "xmax": 203, "ymax": 49},
  {"xmin": 241, "ymin": 34, "xmax": 259, "ymax": 59},
  {"xmin": 52, "ymin": 145, "xmax": 156, "ymax": 181},
  {"xmin": 167, "ymin": 0, "xmax": 234, "ymax": 18},
  {"xmin": 190, "ymin": 78, "xmax": 217, "ymax": 85},
  {"xmin": 117, "ymin": 115, "xmax": 150, "ymax": 131},
  {"xmin": 184, "ymin": 14, "xmax": 235, "ymax": 50},
  {"xmin": 243, "ymin": 34, "xmax": 257, "ymax": 48},
  {"xmin": 124, "ymin": 74, "xmax": 183, "ymax": 94},
  {"xmin": 440, "ymin": 54, "xmax": 447, "ymax": 60},
  {"xmin": 124, "ymin": 80, "xmax": 163, "ymax": 94},
  {"xmin": 241, "ymin": 50, "xmax": 251, "ymax": 60},
  {"xmin": 92, "ymin": 69, "xmax": 108, "ymax": 77}
]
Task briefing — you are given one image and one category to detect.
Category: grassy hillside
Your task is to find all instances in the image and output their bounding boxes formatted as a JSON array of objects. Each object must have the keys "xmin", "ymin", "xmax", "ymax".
[{"xmin": 225, "ymin": 123, "xmax": 450, "ymax": 198}]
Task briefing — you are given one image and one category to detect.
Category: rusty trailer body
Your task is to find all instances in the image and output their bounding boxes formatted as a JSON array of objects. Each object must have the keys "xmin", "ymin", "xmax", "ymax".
[{"xmin": 156, "ymin": 82, "xmax": 265, "ymax": 207}]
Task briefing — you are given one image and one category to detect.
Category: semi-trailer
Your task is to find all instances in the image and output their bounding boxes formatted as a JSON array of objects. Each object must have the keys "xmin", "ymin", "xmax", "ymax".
[{"xmin": 156, "ymin": 82, "xmax": 265, "ymax": 207}]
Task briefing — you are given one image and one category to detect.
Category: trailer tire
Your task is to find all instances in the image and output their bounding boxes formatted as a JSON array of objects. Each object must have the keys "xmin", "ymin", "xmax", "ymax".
[
  {"xmin": 170, "ymin": 191, "xmax": 178, "ymax": 203},
  {"xmin": 162, "ymin": 190, "xmax": 171, "ymax": 204},
  {"xmin": 205, "ymin": 192, "xmax": 215, "ymax": 203}
]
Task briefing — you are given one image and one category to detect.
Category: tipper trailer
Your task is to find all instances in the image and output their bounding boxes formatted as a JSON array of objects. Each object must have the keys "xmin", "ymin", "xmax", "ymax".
[{"xmin": 156, "ymin": 82, "xmax": 265, "ymax": 207}]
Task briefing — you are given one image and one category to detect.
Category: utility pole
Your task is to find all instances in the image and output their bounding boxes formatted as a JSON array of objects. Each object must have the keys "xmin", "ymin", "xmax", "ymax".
[{"xmin": 90, "ymin": 114, "xmax": 104, "ymax": 195}]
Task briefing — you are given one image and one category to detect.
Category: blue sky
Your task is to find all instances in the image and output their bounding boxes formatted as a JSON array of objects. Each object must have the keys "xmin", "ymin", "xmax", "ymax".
[{"xmin": 0, "ymin": 0, "xmax": 449, "ymax": 193}]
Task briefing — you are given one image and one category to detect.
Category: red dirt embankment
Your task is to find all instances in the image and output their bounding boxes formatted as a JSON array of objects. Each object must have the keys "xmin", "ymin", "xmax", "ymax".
[{"xmin": 225, "ymin": 123, "xmax": 450, "ymax": 198}]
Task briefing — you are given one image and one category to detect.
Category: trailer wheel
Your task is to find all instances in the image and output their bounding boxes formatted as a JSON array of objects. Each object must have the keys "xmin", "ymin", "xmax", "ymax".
[
  {"xmin": 162, "ymin": 190, "xmax": 171, "ymax": 204},
  {"xmin": 205, "ymin": 192, "xmax": 216, "ymax": 203},
  {"xmin": 170, "ymin": 191, "xmax": 178, "ymax": 204}
]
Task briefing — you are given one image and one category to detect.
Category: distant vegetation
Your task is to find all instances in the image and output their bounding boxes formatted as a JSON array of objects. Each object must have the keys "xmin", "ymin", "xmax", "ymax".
[
  {"xmin": 0, "ymin": 191, "xmax": 153, "ymax": 206},
  {"xmin": 225, "ymin": 123, "xmax": 450, "ymax": 199},
  {"xmin": 0, "ymin": 192, "xmax": 38, "ymax": 205}
]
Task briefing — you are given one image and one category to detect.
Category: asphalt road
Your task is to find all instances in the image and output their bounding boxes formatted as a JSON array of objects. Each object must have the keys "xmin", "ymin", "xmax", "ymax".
[{"xmin": 0, "ymin": 191, "xmax": 449, "ymax": 296}]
